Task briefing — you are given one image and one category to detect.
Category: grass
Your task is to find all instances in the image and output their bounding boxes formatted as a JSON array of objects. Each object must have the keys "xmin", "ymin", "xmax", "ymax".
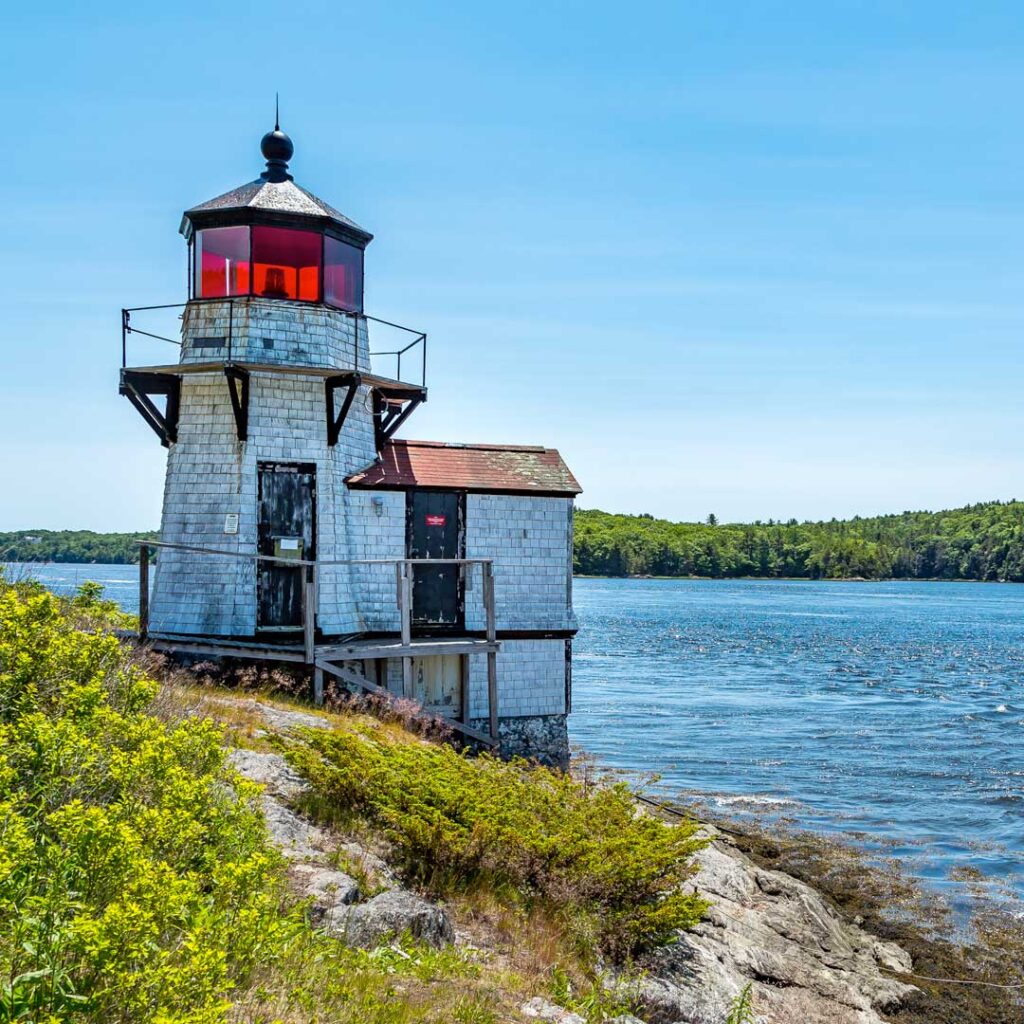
[{"xmin": 228, "ymin": 931, "xmax": 511, "ymax": 1024}]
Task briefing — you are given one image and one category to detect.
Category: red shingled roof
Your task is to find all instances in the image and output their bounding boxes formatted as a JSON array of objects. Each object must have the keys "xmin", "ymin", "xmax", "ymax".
[{"xmin": 346, "ymin": 440, "xmax": 582, "ymax": 496}]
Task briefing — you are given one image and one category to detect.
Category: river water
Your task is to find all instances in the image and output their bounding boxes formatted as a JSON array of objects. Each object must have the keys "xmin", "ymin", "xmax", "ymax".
[
  {"xmin": 9, "ymin": 564, "xmax": 1023, "ymax": 904},
  {"xmin": 571, "ymin": 577, "xmax": 1024, "ymax": 906}
]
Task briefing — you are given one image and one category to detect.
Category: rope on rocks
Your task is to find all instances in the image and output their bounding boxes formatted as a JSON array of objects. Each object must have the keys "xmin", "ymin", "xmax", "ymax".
[
  {"xmin": 879, "ymin": 969, "xmax": 1024, "ymax": 990},
  {"xmin": 631, "ymin": 793, "xmax": 1024, "ymax": 992}
]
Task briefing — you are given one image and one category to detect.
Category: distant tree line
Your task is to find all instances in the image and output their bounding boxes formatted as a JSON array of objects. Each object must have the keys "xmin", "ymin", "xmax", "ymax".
[
  {"xmin": 7, "ymin": 501, "xmax": 1024, "ymax": 581},
  {"xmin": 574, "ymin": 501, "xmax": 1024, "ymax": 581},
  {"xmin": 0, "ymin": 530, "xmax": 158, "ymax": 565}
]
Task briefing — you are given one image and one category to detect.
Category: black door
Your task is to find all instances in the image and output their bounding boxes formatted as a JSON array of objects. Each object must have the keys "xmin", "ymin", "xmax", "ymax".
[
  {"xmin": 407, "ymin": 489, "xmax": 463, "ymax": 629},
  {"xmin": 257, "ymin": 462, "xmax": 316, "ymax": 631}
]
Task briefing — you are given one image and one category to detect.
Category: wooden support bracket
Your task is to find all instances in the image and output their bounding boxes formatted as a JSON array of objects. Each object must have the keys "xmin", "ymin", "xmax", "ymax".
[
  {"xmin": 379, "ymin": 394, "xmax": 425, "ymax": 442},
  {"xmin": 371, "ymin": 387, "xmax": 426, "ymax": 453},
  {"xmin": 224, "ymin": 364, "xmax": 250, "ymax": 442},
  {"xmin": 325, "ymin": 372, "xmax": 360, "ymax": 446},
  {"xmin": 120, "ymin": 370, "xmax": 181, "ymax": 447}
]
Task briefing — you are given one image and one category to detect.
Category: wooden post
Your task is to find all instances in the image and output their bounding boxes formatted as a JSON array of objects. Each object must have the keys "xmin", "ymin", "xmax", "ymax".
[
  {"xmin": 303, "ymin": 564, "xmax": 316, "ymax": 664},
  {"xmin": 460, "ymin": 654, "xmax": 471, "ymax": 725},
  {"xmin": 312, "ymin": 666, "xmax": 324, "ymax": 707},
  {"xmin": 481, "ymin": 565, "xmax": 493, "ymax": 643},
  {"xmin": 483, "ymin": 562, "xmax": 498, "ymax": 743},
  {"xmin": 400, "ymin": 561, "xmax": 414, "ymax": 698},
  {"xmin": 400, "ymin": 562, "xmax": 413, "ymax": 646},
  {"xmin": 138, "ymin": 544, "xmax": 150, "ymax": 641}
]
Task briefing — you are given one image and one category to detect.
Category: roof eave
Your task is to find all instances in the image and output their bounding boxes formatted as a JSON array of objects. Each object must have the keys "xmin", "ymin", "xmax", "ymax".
[
  {"xmin": 345, "ymin": 479, "xmax": 582, "ymax": 498},
  {"xmin": 179, "ymin": 207, "xmax": 373, "ymax": 246}
]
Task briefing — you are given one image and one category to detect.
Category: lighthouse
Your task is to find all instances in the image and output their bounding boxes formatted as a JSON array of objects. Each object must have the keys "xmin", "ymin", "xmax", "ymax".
[{"xmin": 120, "ymin": 120, "xmax": 580, "ymax": 765}]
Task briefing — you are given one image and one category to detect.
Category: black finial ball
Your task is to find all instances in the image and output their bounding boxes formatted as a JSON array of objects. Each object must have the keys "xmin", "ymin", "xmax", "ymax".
[{"xmin": 261, "ymin": 127, "xmax": 294, "ymax": 164}]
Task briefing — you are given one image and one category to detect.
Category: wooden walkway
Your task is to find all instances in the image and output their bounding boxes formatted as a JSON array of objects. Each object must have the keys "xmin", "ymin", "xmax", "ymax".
[
  {"xmin": 135, "ymin": 542, "xmax": 502, "ymax": 745},
  {"xmin": 141, "ymin": 629, "xmax": 500, "ymax": 748}
]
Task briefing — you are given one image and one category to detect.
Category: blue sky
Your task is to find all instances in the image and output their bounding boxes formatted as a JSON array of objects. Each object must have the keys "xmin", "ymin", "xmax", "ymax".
[{"xmin": 2, "ymin": 1, "xmax": 1024, "ymax": 530}]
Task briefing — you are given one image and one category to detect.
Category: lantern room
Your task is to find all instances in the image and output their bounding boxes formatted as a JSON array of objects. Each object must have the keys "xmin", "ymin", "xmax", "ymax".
[{"xmin": 180, "ymin": 122, "xmax": 372, "ymax": 312}]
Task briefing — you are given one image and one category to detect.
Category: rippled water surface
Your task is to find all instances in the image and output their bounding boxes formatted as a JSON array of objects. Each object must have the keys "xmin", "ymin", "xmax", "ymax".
[
  {"xmin": 570, "ymin": 577, "xmax": 1024, "ymax": 902},
  {"xmin": 11, "ymin": 564, "xmax": 1024, "ymax": 900}
]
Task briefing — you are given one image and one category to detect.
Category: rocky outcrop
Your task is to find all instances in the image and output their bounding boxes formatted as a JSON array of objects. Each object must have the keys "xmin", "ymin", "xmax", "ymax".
[
  {"xmin": 260, "ymin": 795, "xmax": 333, "ymax": 861},
  {"xmin": 519, "ymin": 999, "xmax": 645, "ymax": 1024},
  {"xmin": 227, "ymin": 747, "xmax": 309, "ymax": 799},
  {"xmin": 330, "ymin": 889, "xmax": 455, "ymax": 949},
  {"xmin": 223, "ymin": 698, "xmax": 916, "ymax": 1024},
  {"xmin": 291, "ymin": 863, "xmax": 360, "ymax": 928},
  {"xmin": 225, "ymin": 714, "xmax": 454, "ymax": 953},
  {"xmin": 634, "ymin": 826, "xmax": 916, "ymax": 1024}
]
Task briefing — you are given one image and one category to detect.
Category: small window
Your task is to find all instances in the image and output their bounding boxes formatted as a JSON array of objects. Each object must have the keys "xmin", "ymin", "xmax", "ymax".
[
  {"xmin": 194, "ymin": 226, "xmax": 250, "ymax": 298},
  {"xmin": 324, "ymin": 235, "xmax": 363, "ymax": 311},
  {"xmin": 252, "ymin": 226, "xmax": 321, "ymax": 302}
]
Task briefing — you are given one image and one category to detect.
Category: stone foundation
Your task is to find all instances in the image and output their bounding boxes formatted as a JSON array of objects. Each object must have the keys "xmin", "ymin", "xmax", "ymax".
[{"xmin": 470, "ymin": 714, "xmax": 570, "ymax": 769}]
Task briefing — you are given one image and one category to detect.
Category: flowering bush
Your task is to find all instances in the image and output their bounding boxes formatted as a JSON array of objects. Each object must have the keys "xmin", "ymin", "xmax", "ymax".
[{"xmin": 0, "ymin": 581, "xmax": 288, "ymax": 1023}]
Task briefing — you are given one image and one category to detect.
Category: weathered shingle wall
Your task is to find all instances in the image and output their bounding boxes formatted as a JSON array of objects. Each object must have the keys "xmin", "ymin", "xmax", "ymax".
[
  {"xmin": 149, "ymin": 306, "xmax": 376, "ymax": 636},
  {"xmin": 347, "ymin": 489, "xmax": 406, "ymax": 631},
  {"xmin": 181, "ymin": 299, "xmax": 366, "ymax": 369},
  {"xmin": 465, "ymin": 494, "xmax": 575, "ymax": 632},
  {"xmin": 468, "ymin": 638, "xmax": 568, "ymax": 718},
  {"xmin": 344, "ymin": 491, "xmax": 576, "ymax": 634}
]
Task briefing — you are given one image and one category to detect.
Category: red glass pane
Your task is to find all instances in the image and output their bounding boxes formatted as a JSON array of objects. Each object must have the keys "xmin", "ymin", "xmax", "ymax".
[
  {"xmin": 252, "ymin": 226, "xmax": 322, "ymax": 302},
  {"xmin": 324, "ymin": 235, "xmax": 363, "ymax": 311},
  {"xmin": 195, "ymin": 227, "xmax": 250, "ymax": 297}
]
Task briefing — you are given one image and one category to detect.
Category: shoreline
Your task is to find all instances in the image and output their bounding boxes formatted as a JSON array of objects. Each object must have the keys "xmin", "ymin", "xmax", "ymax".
[
  {"xmin": 6, "ymin": 561, "xmax": 1023, "ymax": 586},
  {"xmin": 618, "ymin": 781, "xmax": 1024, "ymax": 1023},
  {"xmin": 575, "ymin": 573, "xmax": 1022, "ymax": 583},
  {"xmin": 577, "ymin": 750, "xmax": 1017, "ymax": 916}
]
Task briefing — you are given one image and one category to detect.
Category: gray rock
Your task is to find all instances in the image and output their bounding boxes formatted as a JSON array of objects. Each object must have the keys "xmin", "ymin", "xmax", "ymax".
[
  {"xmin": 330, "ymin": 889, "xmax": 455, "ymax": 949},
  {"xmin": 260, "ymin": 794, "xmax": 331, "ymax": 862},
  {"xmin": 469, "ymin": 713, "xmax": 570, "ymax": 768},
  {"xmin": 228, "ymin": 748, "xmax": 309, "ymax": 799},
  {"xmin": 872, "ymin": 937, "xmax": 913, "ymax": 975},
  {"xmin": 520, "ymin": 997, "xmax": 586, "ymax": 1023},
  {"xmin": 336, "ymin": 840, "xmax": 397, "ymax": 888},
  {"xmin": 253, "ymin": 700, "xmax": 333, "ymax": 733},
  {"xmin": 635, "ymin": 838, "xmax": 917, "ymax": 1024},
  {"xmin": 209, "ymin": 697, "xmax": 332, "ymax": 734},
  {"xmin": 290, "ymin": 863, "xmax": 360, "ymax": 929},
  {"xmin": 605, "ymin": 1016, "xmax": 646, "ymax": 1024}
]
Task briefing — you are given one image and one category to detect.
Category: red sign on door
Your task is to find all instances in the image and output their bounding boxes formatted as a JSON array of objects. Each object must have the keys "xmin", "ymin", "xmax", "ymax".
[{"xmin": 425, "ymin": 514, "xmax": 447, "ymax": 527}]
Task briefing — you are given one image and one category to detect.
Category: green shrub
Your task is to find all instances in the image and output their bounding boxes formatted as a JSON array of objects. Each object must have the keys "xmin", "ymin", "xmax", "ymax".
[
  {"xmin": 726, "ymin": 983, "xmax": 756, "ymax": 1024},
  {"xmin": 282, "ymin": 725, "xmax": 708, "ymax": 960},
  {"xmin": 0, "ymin": 583, "xmax": 288, "ymax": 1023}
]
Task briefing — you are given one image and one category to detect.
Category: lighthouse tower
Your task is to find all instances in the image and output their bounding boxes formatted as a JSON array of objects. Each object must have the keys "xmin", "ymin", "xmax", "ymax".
[
  {"xmin": 124, "ymin": 121, "xmax": 420, "ymax": 637},
  {"xmin": 121, "ymin": 120, "xmax": 580, "ymax": 766}
]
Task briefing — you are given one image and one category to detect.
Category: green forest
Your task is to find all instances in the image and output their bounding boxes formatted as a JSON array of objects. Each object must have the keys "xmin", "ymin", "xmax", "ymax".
[
  {"xmin": 575, "ymin": 501, "xmax": 1024, "ymax": 581},
  {"xmin": 0, "ymin": 530, "xmax": 158, "ymax": 564},
  {"xmin": 5, "ymin": 499, "xmax": 1024, "ymax": 580}
]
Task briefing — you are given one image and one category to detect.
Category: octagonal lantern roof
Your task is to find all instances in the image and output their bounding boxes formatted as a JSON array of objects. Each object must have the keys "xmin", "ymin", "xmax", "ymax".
[{"xmin": 179, "ymin": 121, "xmax": 373, "ymax": 247}]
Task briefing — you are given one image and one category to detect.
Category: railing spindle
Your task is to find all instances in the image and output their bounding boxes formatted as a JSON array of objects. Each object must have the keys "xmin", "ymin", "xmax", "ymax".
[
  {"xmin": 303, "ymin": 563, "xmax": 316, "ymax": 663},
  {"xmin": 138, "ymin": 543, "xmax": 150, "ymax": 640}
]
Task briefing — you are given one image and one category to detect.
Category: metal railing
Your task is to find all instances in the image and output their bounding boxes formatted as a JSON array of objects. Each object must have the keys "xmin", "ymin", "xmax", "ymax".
[{"xmin": 121, "ymin": 297, "xmax": 427, "ymax": 388}]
